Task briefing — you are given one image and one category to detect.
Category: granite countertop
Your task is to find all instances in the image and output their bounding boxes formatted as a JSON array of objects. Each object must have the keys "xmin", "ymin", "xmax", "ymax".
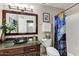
[{"xmin": 0, "ymin": 41, "xmax": 41, "ymax": 50}]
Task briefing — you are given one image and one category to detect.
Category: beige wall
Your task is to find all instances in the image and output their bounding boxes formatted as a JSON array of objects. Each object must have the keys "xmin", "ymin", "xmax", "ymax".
[{"xmin": 0, "ymin": 3, "xmax": 63, "ymax": 46}]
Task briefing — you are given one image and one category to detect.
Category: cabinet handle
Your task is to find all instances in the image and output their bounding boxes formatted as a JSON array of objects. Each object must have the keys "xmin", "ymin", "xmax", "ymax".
[{"xmin": 30, "ymin": 49, "xmax": 35, "ymax": 51}]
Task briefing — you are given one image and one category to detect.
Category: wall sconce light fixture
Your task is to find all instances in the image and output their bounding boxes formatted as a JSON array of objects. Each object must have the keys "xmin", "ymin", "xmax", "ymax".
[{"xmin": 8, "ymin": 4, "xmax": 34, "ymax": 12}]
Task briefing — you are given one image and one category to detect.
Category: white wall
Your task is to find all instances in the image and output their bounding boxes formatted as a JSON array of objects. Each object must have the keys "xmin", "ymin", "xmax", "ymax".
[{"xmin": 66, "ymin": 13, "xmax": 79, "ymax": 56}]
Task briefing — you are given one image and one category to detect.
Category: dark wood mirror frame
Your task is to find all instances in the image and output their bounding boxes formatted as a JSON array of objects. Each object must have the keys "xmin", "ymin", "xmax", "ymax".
[{"xmin": 2, "ymin": 10, "xmax": 38, "ymax": 35}]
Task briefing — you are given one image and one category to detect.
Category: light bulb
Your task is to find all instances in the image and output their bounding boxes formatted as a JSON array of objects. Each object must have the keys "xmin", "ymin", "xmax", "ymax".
[{"xmin": 30, "ymin": 5, "xmax": 34, "ymax": 9}]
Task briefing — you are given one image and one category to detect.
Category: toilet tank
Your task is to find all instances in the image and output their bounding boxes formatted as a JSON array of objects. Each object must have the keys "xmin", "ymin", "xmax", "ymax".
[{"xmin": 42, "ymin": 39, "xmax": 52, "ymax": 47}]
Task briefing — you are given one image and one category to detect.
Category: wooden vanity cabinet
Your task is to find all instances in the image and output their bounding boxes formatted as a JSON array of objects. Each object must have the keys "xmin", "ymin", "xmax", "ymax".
[
  {"xmin": 0, "ymin": 44, "xmax": 40, "ymax": 56},
  {"xmin": 0, "ymin": 47, "xmax": 24, "ymax": 56},
  {"xmin": 24, "ymin": 44, "xmax": 40, "ymax": 56}
]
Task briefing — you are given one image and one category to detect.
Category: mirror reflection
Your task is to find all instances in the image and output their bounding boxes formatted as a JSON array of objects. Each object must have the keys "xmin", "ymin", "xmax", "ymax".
[
  {"xmin": 2, "ymin": 10, "xmax": 38, "ymax": 35},
  {"xmin": 6, "ymin": 13, "xmax": 36, "ymax": 33}
]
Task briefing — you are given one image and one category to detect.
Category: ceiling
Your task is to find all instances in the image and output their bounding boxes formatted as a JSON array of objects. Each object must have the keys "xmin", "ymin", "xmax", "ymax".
[
  {"xmin": 41, "ymin": 3, "xmax": 75, "ymax": 10},
  {"xmin": 41, "ymin": 3, "xmax": 79, "ymax": 15},
  {"xmin": 16, "ymin": 3, "xmax": 76, "ymax": 10},
  {"xmin": 17, "ymin": 3, "xmax": 79, "ymax": 15}
]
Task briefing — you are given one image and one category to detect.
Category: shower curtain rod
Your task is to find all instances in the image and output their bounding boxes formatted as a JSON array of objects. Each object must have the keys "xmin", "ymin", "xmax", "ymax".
[{"xmin": 57, "ymin": 3, "xmax": 79, "ymax": 15}]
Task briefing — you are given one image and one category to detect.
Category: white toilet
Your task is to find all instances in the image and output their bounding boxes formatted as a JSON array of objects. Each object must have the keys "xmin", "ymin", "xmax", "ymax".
[
  {"xmin": 44, "ymin": 39, "xmax": 60, "ymax": 56},
  {"xmin": 41, "ymin": 39, "xmax": 60, "ymax": 56}
]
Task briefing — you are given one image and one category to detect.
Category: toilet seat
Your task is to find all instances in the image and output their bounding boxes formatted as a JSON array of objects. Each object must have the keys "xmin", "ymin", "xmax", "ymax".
[{"xmin": 46, "ymin": 47, "xmax": 60, "ymax": 56}]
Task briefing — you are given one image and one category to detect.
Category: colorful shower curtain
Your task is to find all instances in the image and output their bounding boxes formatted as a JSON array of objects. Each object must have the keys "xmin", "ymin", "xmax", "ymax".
[{"xmin": 54, "ymin": 12, "xmax": 67, "ymax": 56}]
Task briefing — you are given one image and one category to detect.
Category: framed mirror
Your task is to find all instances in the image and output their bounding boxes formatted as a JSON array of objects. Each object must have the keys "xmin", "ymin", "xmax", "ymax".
[{"xmin": 2, "ymin": 10, "xmax": 38, "ymax": 35}]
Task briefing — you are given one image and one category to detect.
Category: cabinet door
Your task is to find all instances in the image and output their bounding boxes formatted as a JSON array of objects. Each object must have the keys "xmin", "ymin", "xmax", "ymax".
[
  {"xmin": 24, "ymin": 45, "xmax": 37, "ymax": 53},
  {"xmin": 24, "ymin": 45, "xmax": 40, "ymax": 56},
  {"xmin": 0, "ymin": 47, "xmax": 24, "ymax": 56}
]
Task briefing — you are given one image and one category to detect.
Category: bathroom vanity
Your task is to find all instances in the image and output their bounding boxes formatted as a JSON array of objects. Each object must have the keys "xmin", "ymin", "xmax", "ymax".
[{"xmin": 0, "ymin": 40, "xmax": 40, "ymax": 56}]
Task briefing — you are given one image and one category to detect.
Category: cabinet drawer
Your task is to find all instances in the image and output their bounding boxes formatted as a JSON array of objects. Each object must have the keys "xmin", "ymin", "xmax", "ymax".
[
  {"xmin": 0, "ymin": 47, "xmax": 24, "ymax": 56},
  {"xmin": 24, "ymin": 45, "xmax": 38, "ymax": 53}
]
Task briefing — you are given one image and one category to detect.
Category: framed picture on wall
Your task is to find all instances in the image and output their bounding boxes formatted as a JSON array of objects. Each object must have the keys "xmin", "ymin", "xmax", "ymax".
[{"xmin": 43, "ymin": 13, "xmax": 50, "ymax": 22}]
